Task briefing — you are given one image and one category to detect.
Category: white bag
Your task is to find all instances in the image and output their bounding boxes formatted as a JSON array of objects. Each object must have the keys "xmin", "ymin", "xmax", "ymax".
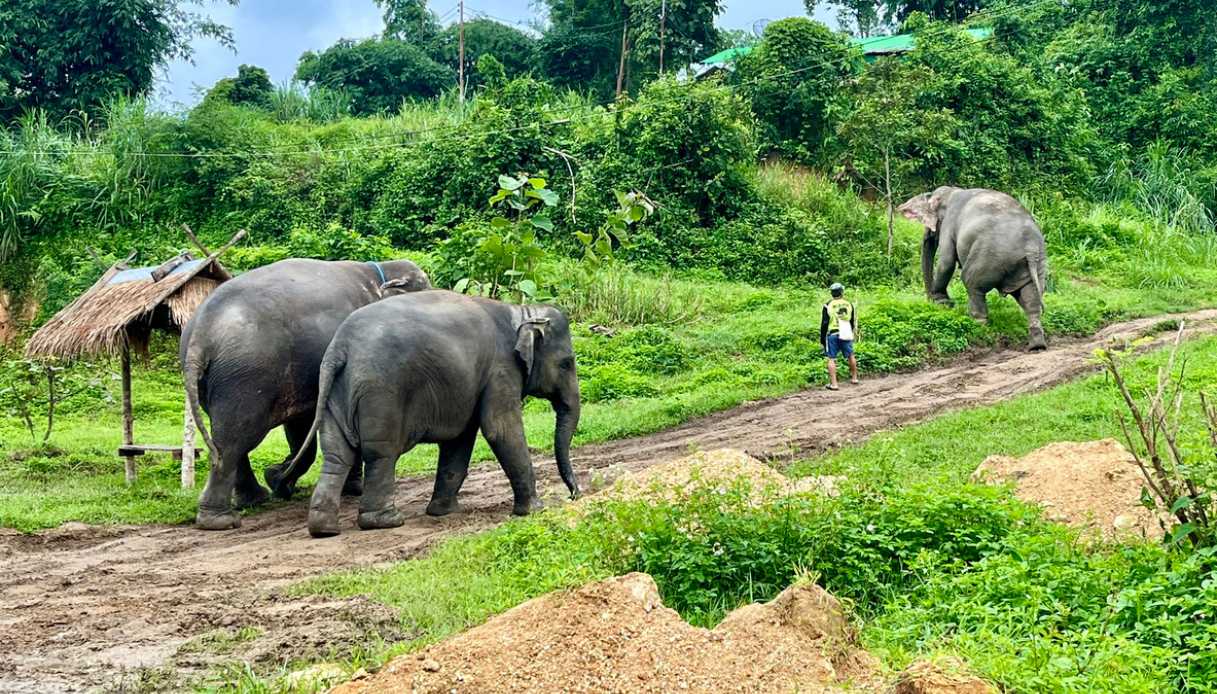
[{"xmin": 837, "ymin": 319, "xmax": 854, "ymax": 341}]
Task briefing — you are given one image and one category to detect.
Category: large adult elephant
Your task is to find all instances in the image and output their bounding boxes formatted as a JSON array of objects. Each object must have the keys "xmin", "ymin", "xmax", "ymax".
[
  {"xmin": 278, "ymin": 290, "xmax": 581, "ymax": 538},
  {"xmin": 898, "ymin": 186, "xmax": 1048, "ymax": 351},
  {"xmin": 181, "ymin": 258, "xmax": 431, "ymax": 530}
]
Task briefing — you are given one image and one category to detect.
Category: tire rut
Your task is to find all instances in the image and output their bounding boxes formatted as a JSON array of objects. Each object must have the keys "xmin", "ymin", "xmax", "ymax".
[{"xmin": 2, "ymin": 309, "xmax": 1214, "ymax": 692}]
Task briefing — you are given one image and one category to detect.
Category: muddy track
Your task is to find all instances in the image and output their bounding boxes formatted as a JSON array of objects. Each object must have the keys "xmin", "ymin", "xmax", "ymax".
[{"xmin": 2, "ymin": 310, "xmax": 1215, "ymax": 692}]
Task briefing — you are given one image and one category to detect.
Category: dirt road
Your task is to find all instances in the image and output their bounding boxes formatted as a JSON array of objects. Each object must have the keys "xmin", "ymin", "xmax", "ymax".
[{"xmin": 3, "ymin": 310, "xmax": 1215, "ymax": 692}]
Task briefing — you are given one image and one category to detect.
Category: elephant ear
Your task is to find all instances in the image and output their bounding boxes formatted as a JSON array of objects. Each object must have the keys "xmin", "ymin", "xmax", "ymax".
[
  {"xmin": 378, "ymin": 278, "xmax": 412, "ymax": 297},
  {"xmin": 514, "ymin": 307, "xmax": 551, "ymax": 384},
  {"xmin": 900, "ymin": 193, "xmax": 940, "ymax": 230}
]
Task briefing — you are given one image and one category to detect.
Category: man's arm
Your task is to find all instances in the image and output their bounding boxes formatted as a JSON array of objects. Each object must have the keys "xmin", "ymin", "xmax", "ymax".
[{"xmin": 820, "ymin": 305, "xmax": 829, "ymax": 346}]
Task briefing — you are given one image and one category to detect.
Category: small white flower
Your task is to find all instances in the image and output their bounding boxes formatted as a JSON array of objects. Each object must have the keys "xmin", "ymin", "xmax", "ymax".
[{"xmin": 866, "ymin": 523, "xmax": 876, "ymax": 533}]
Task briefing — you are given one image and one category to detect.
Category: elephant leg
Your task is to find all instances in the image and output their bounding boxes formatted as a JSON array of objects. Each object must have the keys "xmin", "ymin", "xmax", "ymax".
[
  {"xmin": 966, "ymin": 287, "xmax": 989, "ymax": 323},
  {"xmin": 929, "ymin": 244, "xmax": 957, "ymax": 305},
  {"xmin": 233, "ymin": 454, "xmax": 270, "ymax": 509},
  {"xmin": 342, "ymin": 456, "xmax": 365, "ymax": 498},
  {"xmin": 357, "ymin": 452, "xmax": 406, "ymax": 531},
  {"xmin": 1015, "ymin": 283, "xmax": 1047, "ymax": 351},
  {"xmin": 265, "ymin": 415, "xmax": 318, "ymax": 500},
  {"xmin": 197, "ymin": 417, "xmax": 267, "ymax": 530},
  {"xmin": 427, "ymin": 424, "xmax": 478, "ymax": 517},
  {"xmin": 481, "ymin": 409, "xmax": 539, "ymax": 517},
  {"xmin": 307, "ymin": 415, "xmax": 357, "ymax": 538}
]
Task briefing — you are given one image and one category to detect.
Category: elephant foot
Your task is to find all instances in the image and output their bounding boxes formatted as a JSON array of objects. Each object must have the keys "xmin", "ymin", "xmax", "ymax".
[
  {"xmin": 308, "ymin": 512, "xmax": 342, "ymax": 538},
  {"xmin": 358, "ymin": 507, "xmax": 405, "ymax": 530},
  {"xmin": 233, "ymin": 484, "xmax": 271, "ymax": 510},
  {"xmin": 342, "ymin": 477, "xmax": 364, "ymax": 497},
  {"xmin": 1028, "ymin": 328, "xmax": 1047, "ymax": 352},
  {"xmin": 511, "ymin": 497, "xmax": 543, "ymax": 517},
  {"xmin": 264, "ymin": 464, "xmax": 295, "ymax": 500},
  {"xmin": 425, "ymin": 496, "xmax": 459, "ymax": 517},
  {"xmin": 196, "ymin": 507, "xmax": 242, "ymax": 531},
  {"xmin": 930, "ymin": 295, "xmax": 953, "ymax": 307}
]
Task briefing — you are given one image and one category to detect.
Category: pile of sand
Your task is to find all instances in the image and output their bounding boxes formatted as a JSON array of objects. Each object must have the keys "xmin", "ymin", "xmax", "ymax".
[
  {"xmin": 973, "ymin": 439, "xmax": 1168, "ymax": 540},
  {"xmin": 333, "ymin": 573, "xmax": 995, "ymax": 694},
  {"xmin": 333, "ymin": 572, "xmax": 878, "ymax": 693},
  {"xmin": 577, "ymin": 448, "xmax": 841, "ymax": 508}
]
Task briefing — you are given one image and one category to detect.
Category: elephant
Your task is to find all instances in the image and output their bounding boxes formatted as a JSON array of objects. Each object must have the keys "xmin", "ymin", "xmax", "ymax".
[
  {"xmin": 277, "ymin": 290, "xmax": 582, "ymax": 538},
  {"xmin": 181, "ymin": 258, "xmax": 431, "ymax": 530},
  {"xmin": 898, "ymin": 186, "xmax": 1048, "ymax": 351}
]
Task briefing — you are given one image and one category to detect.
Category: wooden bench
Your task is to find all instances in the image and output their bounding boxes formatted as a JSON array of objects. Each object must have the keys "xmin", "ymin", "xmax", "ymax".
[{"xmin": 118, "ymin": 445, "xmax": 203, "ymax": 484}]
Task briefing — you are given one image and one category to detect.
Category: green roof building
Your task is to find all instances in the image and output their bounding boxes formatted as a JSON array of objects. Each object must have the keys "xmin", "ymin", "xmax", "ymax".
[{"xmin": 697, "ymin": 27, "xmax": 992, "ymax": 70}]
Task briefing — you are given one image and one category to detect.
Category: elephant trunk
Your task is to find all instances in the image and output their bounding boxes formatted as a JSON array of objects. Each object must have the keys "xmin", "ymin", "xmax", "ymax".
[
  {"xmin": 921, "ymin": 230, "xmax": 938, "ymax": 299},
  {"xmin": 552, "ymin": 380, "xmax": 581, "ymax": 499}
]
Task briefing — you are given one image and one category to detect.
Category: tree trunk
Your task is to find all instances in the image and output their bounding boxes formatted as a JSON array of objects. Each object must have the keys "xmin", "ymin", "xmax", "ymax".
[{"xmin": 884, "ymin": 149, "xmax": 894, "ymax": 256}]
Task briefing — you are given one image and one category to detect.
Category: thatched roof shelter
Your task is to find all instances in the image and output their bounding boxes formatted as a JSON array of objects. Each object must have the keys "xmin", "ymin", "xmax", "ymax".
[
  {"xmin": 22, "ymin": 229, "xmax": 244, "ymax": 487},
  {"xmin": 26, "ymin": 242, "xmax": 237, "ymax": 361}
]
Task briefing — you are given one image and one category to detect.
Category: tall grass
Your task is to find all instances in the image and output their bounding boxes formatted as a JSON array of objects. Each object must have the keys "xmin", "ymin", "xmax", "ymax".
[
  {"xmin": 1099, "ymin": 141, "xmax": 1216, "ymax": 235},
  {"xmin": 555, "ymin": 262, "xmax": 715, "ymax": 326}
]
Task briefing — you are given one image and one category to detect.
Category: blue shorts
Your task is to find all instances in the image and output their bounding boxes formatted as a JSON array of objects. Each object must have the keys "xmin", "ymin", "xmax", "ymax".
[{"xmin": 826, "ymin": 333, "xmax": 854, "ymax": 359}]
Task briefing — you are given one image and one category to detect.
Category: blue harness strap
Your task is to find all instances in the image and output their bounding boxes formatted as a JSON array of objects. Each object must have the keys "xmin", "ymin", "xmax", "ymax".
[{"xmin": 367, "ymin": 261, "xmax": 386, "ymax": 285}]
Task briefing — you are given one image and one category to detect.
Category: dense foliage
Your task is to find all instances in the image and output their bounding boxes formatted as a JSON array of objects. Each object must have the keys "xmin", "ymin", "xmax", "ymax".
[{"xmin": 0, "ymin": 0, "xmax": 235, "ymax": 122}]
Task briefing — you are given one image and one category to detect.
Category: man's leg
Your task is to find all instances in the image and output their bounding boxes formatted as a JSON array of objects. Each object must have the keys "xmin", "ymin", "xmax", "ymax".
[
  {"xmin": 827, "ymin": 358, "xmax": 838, "ymax": 388},
  {"xmin": 848, "ymin": 354, "xmax": 859, "ymax": 383}
]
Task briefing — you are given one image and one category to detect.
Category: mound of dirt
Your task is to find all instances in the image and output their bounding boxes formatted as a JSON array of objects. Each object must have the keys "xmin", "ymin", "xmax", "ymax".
[
  {"xmin": 973, "ymin": 439, "xmax": 1166, "ymax": 540},
  {"xmin": 333, "ymin": 572, "xmax": 881, "ymax": 693},
  {"xmin": 577, "ymin": 448, "xmax": 841, "ymax": 508}
]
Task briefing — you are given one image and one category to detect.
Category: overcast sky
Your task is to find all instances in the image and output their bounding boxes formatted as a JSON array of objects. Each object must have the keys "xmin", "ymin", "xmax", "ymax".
[{"xmin": 155, "ymin": 0, "xmax": 837, "ymax": 109}]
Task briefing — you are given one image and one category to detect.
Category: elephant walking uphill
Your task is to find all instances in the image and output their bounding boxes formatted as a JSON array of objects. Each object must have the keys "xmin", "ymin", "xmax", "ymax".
[
  {"xmin": 898, "ymin": 186, "xmax": 1048, "ymax": 351},
  {"xmin": 181, "ymin": 258, "xmax": 431, "ymax": 531},
  {"xmin": 277, "ymin": 290, "xmax": 582, "ymax": 538}
]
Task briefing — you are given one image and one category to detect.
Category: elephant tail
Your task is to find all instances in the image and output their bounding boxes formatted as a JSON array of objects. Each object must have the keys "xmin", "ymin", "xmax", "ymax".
[
  {"xmin": 182, "ymin": 337, "xmax": 220, "ymax": 468},
  {"xmin": 1027, "ymin": 253, "xmax": 1046, "ymax": 310},
  {"xmin": 285, "ymin": 343, "xmax": 348, "ymax": 474}
]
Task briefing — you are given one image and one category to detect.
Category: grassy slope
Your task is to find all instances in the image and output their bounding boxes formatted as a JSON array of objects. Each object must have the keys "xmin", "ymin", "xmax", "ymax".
[{"xmin": 282, "ymin": 336, "xmax": 1217, "ymax": 694}]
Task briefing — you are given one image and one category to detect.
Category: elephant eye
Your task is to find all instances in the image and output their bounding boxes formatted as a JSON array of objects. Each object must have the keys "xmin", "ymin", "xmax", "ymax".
[{"xmin": 560, "ymin": 357, "xmax": 575, "ymax": 370}]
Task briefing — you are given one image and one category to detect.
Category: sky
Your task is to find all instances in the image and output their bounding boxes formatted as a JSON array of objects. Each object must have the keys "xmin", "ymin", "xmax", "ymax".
[{"xmin": 156, "ymin": 0, "xmax": 837, "ymax": 109}]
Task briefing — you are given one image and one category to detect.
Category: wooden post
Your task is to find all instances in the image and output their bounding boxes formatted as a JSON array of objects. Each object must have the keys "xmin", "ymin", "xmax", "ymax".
[
  {"xmin": 181, "ymin": 398, "xmax": 196, "ymax": 489},
  {"xmin": 616, "ymin": 14, "xmax": 629, "ymax": 99},
  {"xmin": 458, "ymin": 0, "xmax": 466, "ymax": 103},
  {"xmin": 121, "ymin": 341, "xmax": 135, "ymax": 484},
  {"xmin": 658, "ymin": 0, "xmax": 666, "ymax": 75}
]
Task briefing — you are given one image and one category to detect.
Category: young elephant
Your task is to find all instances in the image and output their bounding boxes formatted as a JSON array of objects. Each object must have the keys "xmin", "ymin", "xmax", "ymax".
[
  {"xmin": 283, "ymin": 290, "xmax": 582, "ymax": 537},
  {"xmin": 899, "ymin": 186, "xmax": 1048, "ymax": 351}
]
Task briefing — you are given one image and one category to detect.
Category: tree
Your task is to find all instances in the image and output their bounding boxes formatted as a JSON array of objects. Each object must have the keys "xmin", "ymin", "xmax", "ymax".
[
  {"xmin": 295, "ymin": 38, "xmax": 454, "ymax": 116},
  {"xmin": 0, "ymin": 0, "xmax": 236, "ymax": 122},
  {"xmin": 836, "ymin": 58, "xmax": 960, "ymax": 253},
  {"xmin": 537, "ymin": 0, "xmax": 723, "ymax": 98},
  {"xmin": 429, "ymin": 19, "xmax": 538, "ymax": 91},
  {"xmin": 735, "ymin": 18, "xmax": 859, "ymax": 162},
  {"xmin": 377, "ymin": 0, "xmax": 440, "ymax": 44},
  {"xmin": 203, "ymin": 64, "xmax": 274, "ymax": 110},
  {"xmin": 803, "ymin": 0, "xmax": 986, "ymax": 33}
]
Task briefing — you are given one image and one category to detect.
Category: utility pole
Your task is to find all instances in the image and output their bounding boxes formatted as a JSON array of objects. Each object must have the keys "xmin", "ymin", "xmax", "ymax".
[
  {"xmin": 458, "ymin": 0, "xmax": 466, "ymax": 103},
  {"xmin": 658, "ymin": 0, "xmax": 667, "ymax": 75},
  {"xmin": 615, "ymin": 13, "xmax": 629, "ymax": 98}
]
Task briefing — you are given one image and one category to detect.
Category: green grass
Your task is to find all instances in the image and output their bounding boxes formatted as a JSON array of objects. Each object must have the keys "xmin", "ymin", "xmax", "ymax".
[{"xmin": 272, "ymin": 336, "xmax": 1217, "ymax": 693}]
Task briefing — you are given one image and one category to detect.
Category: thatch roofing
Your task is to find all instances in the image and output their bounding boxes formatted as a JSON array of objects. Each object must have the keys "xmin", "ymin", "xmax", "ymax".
[{"xmin": 25, "ymin": 252, "xmax": 231, "ymax": 360}]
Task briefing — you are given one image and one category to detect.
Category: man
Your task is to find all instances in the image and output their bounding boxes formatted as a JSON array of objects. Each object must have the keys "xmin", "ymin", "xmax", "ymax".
[{"xmin": 819, "ymin": 282, "xmax": 858, "ymax": 391}]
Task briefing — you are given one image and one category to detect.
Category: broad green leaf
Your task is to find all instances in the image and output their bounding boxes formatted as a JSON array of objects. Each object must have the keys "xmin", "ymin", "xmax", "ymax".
[
  {"xmin": 535, "ymin": 188, "xmax": 560, "ymax": 206},
  {"xmin": 1170, "ymin": 496, "xmax": 1194, "ymax": 514},
  {"xmin": 453, "ymin": 278, "xmax": 470, "ymax": 294},
  {"xmin": 531, "ymin": 216, "xmax": 554, "ymax": 232},
  {"xmin": 527, "ymin": 177, "xmax": 547, "ymax": 189},
  {"xmin": 499, "ymin": 174, "xmax": 524, "ymax": 190},
  {"xmin": 518, "ymin": 279, "xmax": 538, "ymax": 296},
  {"xmin": 574, "ymin": 231, "xmax": 593, "ymax": 245},
  {"xmin": 1170, "ymin": 523, "xmax": 1196, "ymax": 545},
  {"xmin": 490, "ymin": 216, "xmax": 511, "ymax": 229}
]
